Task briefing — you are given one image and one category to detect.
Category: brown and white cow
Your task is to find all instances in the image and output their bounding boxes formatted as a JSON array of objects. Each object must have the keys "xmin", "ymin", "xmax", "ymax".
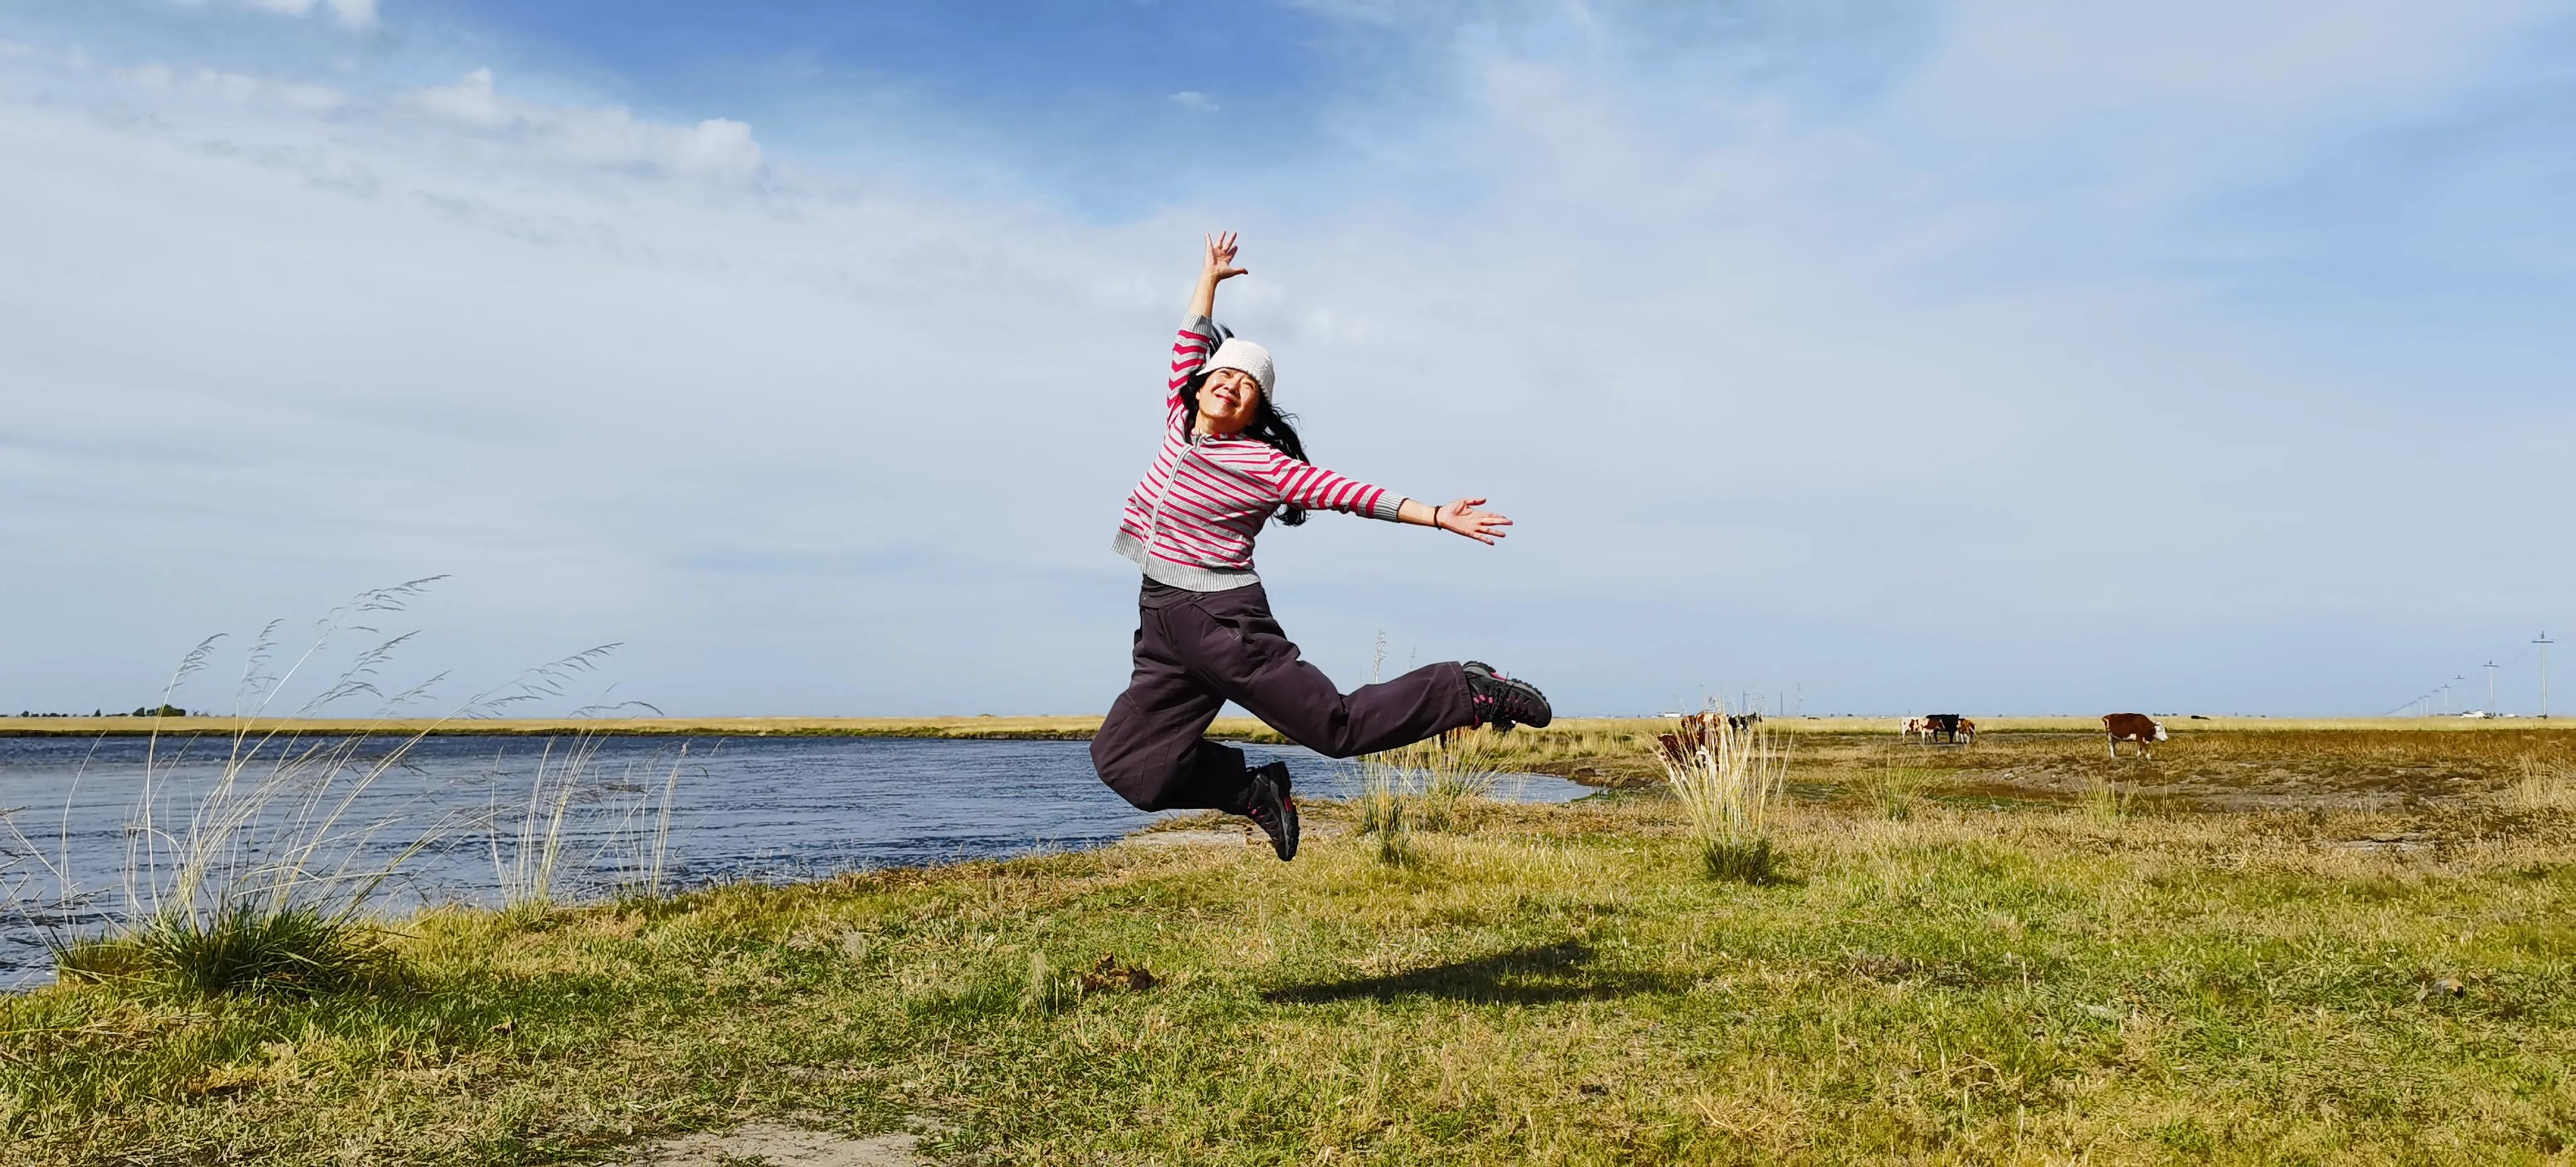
[
  {"xmin": 1909, "ymin": 714, "xmax": 1974, "ymax": 744},
  {"xmin": 2102, "ymin": 713, "xmax": 2167, "ymax": 758}
]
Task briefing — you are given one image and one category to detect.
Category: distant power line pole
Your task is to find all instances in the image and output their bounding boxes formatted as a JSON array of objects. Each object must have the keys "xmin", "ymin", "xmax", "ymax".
[
  {"xmin": 2451, "ymin": 675, "xmax": 2467, "ymax": 716},
  {"xmin": 2540, "ymin": 632, "xmax": 2557, "ymax": 719},
  {"xmin": 2484, "ymin": 661, "xmax": 2499, "ymax": 714}
]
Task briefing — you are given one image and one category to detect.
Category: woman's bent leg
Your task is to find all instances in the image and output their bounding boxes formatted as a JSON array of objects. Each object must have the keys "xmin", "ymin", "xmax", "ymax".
[
  {"xmin": 1091, "ymin": 607, "xmax": 1257, "ymax": 812},
  {"xmin": 1173, "ymin": 585, "xmax": 1475, "ymax": 758}
]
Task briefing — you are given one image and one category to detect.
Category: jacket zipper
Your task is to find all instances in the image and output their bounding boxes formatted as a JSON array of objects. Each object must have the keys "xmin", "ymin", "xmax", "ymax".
[{"xmin": 1143, "ymin": 433, "xmax": 1203, "ymax": 554}]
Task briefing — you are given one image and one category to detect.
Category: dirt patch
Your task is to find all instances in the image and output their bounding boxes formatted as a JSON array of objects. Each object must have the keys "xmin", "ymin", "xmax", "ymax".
[{"xmin": 621, "ymin": 1121, "xmax": 923, "ymax": 1166}]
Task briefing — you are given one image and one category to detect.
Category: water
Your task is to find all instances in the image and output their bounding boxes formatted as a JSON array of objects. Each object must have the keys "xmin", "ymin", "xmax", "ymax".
[{"xmin": 0, "ymin": 733, "xmax": 1589, "ymax": 987}]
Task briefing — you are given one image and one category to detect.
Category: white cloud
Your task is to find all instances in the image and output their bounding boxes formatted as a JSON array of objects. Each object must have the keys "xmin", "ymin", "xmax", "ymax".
[
  {"xmin": 1169, "ymin": 91, "xmax": 1218, "ymax": 112},
  {"xmin": 1909, "ymin": 0, "xmax": 2548, "ymax": 125},
  {"xmin": 401, "ymin": 69, "xmax": 764, "ymax": 184},
  {"xmin": 114, "ymin": 62, "xmax": 176, "ymax": 89},
  {"xmin": 109, "ymin": 60, "xmax": 347, "ymax": 113},
  {"xmin": 406, "ymin": 67, "xmax": 510, "ymax": 126},
  {"xmin": 267, "ymin": 77, "xmax": 350, "ymax": 113},
  {"xmin": 236, "ymin": 0, "xmax": 377, "ymax": 29}
]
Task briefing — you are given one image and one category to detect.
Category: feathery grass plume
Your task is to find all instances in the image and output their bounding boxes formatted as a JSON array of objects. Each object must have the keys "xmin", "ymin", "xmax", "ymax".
[
  {"xmin": 48, "ymin": 578, "xmax": 655, "ymax": 998},
  {"xmin": 0, "ymin": 805, "xmax": 38, "ymax": 948},
  {"xmin": 1653, "ymin": 702, "xmax": 1789, "ymax": 883},
  {"xmin": 72, "ymin": 586, "xmax": 469, "ymax": 995},
  {"xmin": 491, "ymin": 735, "xmax": 598, "ymax": 915},
  {"xmin": 487, "ymin": 712, "xmax": 690, "ymax": 912},
  {"xmin": 608, "ymin": 739, "xmax": 694, "ymax": 901}
]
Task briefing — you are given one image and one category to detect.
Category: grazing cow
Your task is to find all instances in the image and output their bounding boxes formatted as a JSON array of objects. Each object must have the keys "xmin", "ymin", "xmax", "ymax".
[
  {"xmin": 1915, "ymin": 714, "xmax": 1972, "ymax": 744},
  {"xmin": 2102, "ymin": 713, "xmax": 2166, "ymax": 758},
  {"xmin": 1658, "ymin": 711, "xmax": 1766, "ymax": 767},
  {"xmin": 1901, "ymin": 717, "xmax": 1924, "ymax": 738}
]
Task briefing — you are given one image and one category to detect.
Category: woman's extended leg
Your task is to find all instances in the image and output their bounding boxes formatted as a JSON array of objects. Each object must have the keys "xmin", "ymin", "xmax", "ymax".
[
  {"xmin": 1167, "ymin": 584, "xmax": 1478, "ymax": 758},
  {"xmin": 1092, "ymin": 584, "xmax": 1307, "ymax": 860},
  {"xmin": 1089, "ymin": 624, "xmax": 1248, "ymax": 812}
]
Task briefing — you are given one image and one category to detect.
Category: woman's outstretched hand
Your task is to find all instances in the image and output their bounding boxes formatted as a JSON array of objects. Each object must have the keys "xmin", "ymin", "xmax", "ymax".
[
  {"xmin": 1204, "ymin": 231, "xmax": 1247, "ymax": 283},
  {"xmin": 1435, "ymin": 497, "xmax": 1512, "ymax": 545}
]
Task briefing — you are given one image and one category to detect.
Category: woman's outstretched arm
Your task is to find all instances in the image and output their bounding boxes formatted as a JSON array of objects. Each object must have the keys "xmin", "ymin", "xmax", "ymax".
[
  {"xmin": 1188, "ymin": 231, "xmax": 1246, "ymax": 319},
  {"xmin": 1240, "ymin": 446, "xmax": 1514, "ymax": 545},
  {"xmin": 1394, "ymin": 497, "xmax": 1513, "ymax": 545}
]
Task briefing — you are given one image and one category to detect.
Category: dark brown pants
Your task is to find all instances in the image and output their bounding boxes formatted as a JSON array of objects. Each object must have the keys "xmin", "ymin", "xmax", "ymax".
[{"xmin": 1091, "ymin": 580, "xmax": 1472, "ymax": 813}]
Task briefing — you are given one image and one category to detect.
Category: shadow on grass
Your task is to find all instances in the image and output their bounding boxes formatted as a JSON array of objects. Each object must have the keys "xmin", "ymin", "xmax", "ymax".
[{"xmin": 1262, "ymin": 939, "xmax": 1676, "ymax": 1006}]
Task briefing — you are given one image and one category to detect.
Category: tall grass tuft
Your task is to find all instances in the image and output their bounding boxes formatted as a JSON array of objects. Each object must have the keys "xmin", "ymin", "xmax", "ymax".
[
  {"xmin": 1351, "ymin": 727, "xmax": 1509, "ymax": 864},
  {"xmin": 492, "ymin": 736, "xmax": 601, "ymax": 915},
  {"xmin": 2080, "ymin": 775, "xmax": 2133, "ymax": 825},
  {"xmin": 611, "ymin": 741, "xmax": 691, "ymax": 902},
  {"xmin": 1653, "ymin": 703, "xmax": 1789, "ymax": 883},
  {"xmin": 491, "ymin": 731, "xmax": 694, "ymax": 912},
  {"xmin": 57, "ymin": 902, "xmax": 401, "ymax": 998},
  {"xmin": 1353, "ymin": 760, "xmax": 1415, "ymax": 866},
  {"xmin": 1857, "ymin": 756, "xmax": 1931, "ymax": 821},
  {"xmin": 2509, "ymin": 751, "xmax": 2575, "ymax": 811},
  {"xmin": 46, "ymin": 579, "xmax": 640, "ymax": 997}
]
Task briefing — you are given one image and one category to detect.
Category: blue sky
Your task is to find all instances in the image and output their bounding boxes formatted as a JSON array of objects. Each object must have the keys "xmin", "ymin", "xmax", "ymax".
[{"xmin": 2, "ymin": 0, "xmax": 2571, "ymax": 719}]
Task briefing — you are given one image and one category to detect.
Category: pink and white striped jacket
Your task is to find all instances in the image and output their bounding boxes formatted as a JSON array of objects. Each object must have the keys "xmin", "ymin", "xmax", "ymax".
[{"xmin": 1112, "ymin": 315, "xmax": 1403, "ymax": 590}]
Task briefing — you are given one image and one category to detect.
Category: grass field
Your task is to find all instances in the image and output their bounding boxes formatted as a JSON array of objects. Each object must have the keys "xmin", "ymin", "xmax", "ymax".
[{"xmin": 5, "ymin": 726, "xmax": 2575, "ymax": 1163}]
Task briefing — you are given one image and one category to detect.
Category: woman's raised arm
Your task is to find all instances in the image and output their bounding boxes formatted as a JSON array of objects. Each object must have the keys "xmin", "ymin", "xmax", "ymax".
[
  {"xmin": 1166, "ymin": 233, "xmax": 1246, "ymax": 408},
  {"xmin": 1189, "ymin": 231, "xmax": 1246, "ymax": 319}
]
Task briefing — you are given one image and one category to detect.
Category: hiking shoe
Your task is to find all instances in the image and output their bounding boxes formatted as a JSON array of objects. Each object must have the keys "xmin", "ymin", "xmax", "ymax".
[
  {"xmin": 1463, "ymin": 661, "xmax": 1552, "ymax": 731},
  {"xmin": 1242, "ymin": 761, "xmax": 1299, "ymax": 861}
]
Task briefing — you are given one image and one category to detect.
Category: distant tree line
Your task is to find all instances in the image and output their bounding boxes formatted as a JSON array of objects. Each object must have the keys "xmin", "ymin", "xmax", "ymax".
[{"xmin": 12, "ymin": 704, "xmax": 208, "ymax": 718}]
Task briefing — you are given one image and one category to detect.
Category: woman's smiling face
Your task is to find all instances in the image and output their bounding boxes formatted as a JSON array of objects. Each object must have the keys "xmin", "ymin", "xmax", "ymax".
[{"xmin": 1196, "ymin": 367, "xmax": 1261, "ymax": 434}]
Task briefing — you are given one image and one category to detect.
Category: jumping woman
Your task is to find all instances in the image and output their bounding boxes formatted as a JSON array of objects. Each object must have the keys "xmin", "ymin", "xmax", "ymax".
[{"xmin": 1089, "ymin": 232, "xmax": 1553, "ymax": 861}]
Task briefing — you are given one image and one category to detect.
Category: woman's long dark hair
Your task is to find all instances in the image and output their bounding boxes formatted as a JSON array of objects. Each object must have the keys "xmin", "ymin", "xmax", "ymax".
[{"xmin": 1179, "ymin": 368, "xmax": 1310, "ymax": 527}]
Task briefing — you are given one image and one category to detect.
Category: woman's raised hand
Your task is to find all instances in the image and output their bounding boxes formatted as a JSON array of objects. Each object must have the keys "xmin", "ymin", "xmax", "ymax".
[
  {"xmin": 1204, "ymin": 231, "xmax": 1247, "ymax": 282},
  {"xmin": 1435, "ymin": 497, "xmax": 1513, "ymax": 545}
]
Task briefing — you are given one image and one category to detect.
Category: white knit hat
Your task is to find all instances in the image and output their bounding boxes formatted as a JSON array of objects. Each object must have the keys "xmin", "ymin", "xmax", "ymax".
[{"xmin": 1202, "ymin": 337, "xmax": 1275, "ymax": 398}]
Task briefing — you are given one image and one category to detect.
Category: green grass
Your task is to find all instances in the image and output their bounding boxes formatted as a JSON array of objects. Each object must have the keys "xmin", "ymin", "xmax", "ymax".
[
  {"xmin": 8, "ymin": 780, "xmax": 2575, "ymax": 1164},
  {"xmin": 1350, "ymin": 729, "xmax": 1514, "ymax": 868},
  {"xmin": 52, "ymin": 904, "xmax": 403, "ymax": 1002}
]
